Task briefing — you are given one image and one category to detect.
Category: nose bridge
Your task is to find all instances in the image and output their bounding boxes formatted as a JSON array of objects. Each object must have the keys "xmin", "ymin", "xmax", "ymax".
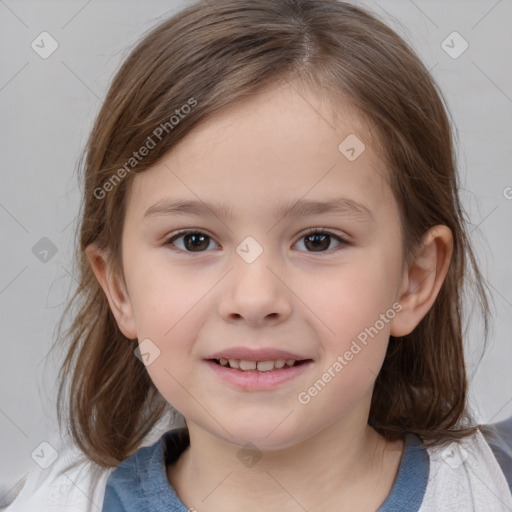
[
  {"xmin": 218, "ymin": 235, "xmax": 291, "ymax": 323},
  {"xmin": 233, "ymin": 234, "xmax": 280, "ymax": 296}
]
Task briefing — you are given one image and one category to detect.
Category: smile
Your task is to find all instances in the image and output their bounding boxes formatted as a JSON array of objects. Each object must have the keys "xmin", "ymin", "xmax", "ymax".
[
  {"xmin": 206, "ymin": 358, "xmax": 313, "ymax": 391},
  {"xmin": 213, "ymin": 358, "xmax": 305, "ymax": 372}
]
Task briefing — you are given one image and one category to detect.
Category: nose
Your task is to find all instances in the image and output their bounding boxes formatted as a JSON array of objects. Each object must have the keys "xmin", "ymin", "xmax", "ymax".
[{"xmin": 218, "ymin": 249, "xmax": 292, "ymax": 327}]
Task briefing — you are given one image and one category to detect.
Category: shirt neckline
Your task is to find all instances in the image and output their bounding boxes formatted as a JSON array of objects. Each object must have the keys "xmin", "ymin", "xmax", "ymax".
[
  {"xmin": 377, "ymin": 431, "xmax": 429, "ymax": 511},
  {"xmin": 102, "ymin": 428, "xmax": 429, "ymax": 511}
]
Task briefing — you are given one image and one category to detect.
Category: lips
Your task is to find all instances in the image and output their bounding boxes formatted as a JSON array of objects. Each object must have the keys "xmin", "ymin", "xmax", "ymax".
[
  {"xmin": 205, "ymin": 357, "xmax": 313, "ymax": 390},
  {"xmin": 205, "ymin": 347, "xmax": 309, "ymax": 362}
]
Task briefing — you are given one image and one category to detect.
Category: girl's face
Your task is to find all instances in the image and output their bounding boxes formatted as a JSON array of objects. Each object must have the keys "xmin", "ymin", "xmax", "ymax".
[{"xmin": 116, "ymin": 81, "xmax": 408, "ymax": 449}]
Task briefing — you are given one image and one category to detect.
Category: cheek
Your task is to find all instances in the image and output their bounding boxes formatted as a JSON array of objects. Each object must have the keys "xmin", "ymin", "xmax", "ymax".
[
  {"xmin": 125, "ymin": 256, "xmax": 205, "ymax": 389},
  {"xmin": 137, "ymin": 300, "xmax": 208, "ymax": 414},
  {"xmin": 125, "ymin": 249, "xmax": 203, "ymax": 334},
  {"xmin": 294, "ymin": 252, "xmax": 401, "ymax": 342}
]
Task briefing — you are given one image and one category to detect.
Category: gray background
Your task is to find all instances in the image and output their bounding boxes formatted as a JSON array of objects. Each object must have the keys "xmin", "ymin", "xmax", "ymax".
[{"xmin": 1, "ymin": 0, "xmax": 511, "ymax": 503}]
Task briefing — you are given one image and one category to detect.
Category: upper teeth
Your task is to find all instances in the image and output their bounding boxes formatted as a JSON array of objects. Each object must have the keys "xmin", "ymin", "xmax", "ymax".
[{"xmin": 218, "ymin": 358, "xmax": 296, "ymax": 371}]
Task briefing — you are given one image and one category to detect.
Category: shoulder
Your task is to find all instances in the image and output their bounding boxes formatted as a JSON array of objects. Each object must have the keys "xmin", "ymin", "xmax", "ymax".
[
  {"xmin": 418, "ymin": 422, "xmax": 512, "ymax": 512},
  {"xmin": 481, "ymin": 416, "xmax": 512, "ymax": 486},
  {"xmin": 102, "ymin": 427, "xmax": 190, "ymax": 511},
  {"xmin": 3, "ymin": 414, "xmax": 180, "ymax": 511},
  {"xmin": 2, "ymin": 434, "xmax": 113, "ymax": 512}
]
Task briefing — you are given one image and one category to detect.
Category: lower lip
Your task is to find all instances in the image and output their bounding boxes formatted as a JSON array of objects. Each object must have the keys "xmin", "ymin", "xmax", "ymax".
[{"xmin": 204, "ymin": 360, "xmax": 313, "ymax": 391}]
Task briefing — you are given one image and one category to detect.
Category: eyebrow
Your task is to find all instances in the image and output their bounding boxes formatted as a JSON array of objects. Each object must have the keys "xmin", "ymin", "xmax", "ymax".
[{"xmin": 142, "ymin": 197, "xmax": 374, "ymax": 223}]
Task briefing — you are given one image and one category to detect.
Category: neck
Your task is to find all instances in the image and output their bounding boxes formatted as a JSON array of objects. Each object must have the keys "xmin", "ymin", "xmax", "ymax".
[{"xmin": 167, "ymin": 415, "xmax": 404, "ymax": 512}]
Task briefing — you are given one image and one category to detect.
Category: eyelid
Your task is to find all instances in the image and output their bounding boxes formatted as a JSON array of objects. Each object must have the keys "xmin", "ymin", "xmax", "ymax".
[{"xmin": 298, "ymin": 227, "xmax": 350, "ymax": 242}]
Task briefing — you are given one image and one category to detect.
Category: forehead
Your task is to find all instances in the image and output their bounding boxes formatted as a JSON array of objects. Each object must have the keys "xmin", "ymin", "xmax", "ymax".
[{"xmin": 125, "ymin": 81, "xmax": 396, "ymax": 224}]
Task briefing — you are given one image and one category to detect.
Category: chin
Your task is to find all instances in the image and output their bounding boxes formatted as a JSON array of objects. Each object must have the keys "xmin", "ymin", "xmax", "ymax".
[{"xmin": 218, "ymin": 417, "xmax": 305, "ymax": 451}]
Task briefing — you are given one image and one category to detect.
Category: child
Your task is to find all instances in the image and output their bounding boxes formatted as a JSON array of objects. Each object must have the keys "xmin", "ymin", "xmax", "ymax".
[{"xmin": 4, "ymin": 0, "xmax": 512, "ymax": 510}]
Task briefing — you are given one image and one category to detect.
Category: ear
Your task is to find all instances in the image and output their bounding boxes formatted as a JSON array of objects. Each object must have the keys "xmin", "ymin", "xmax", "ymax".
[
  {"xmin": 85, "ymin": 243, "xmax": 138, "ymax": 340},
  {"xmin": 390, "ymin": 225, "xmax": 453, "ymax": 337}
]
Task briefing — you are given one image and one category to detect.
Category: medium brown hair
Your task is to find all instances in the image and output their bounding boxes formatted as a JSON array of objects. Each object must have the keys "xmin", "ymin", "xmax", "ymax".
[{"xmin": 52, "ymin": 0, "xmax": 491, "ymax": 468}]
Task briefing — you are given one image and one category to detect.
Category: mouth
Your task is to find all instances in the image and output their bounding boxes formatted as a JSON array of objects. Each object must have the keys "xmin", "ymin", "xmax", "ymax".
[
  {"xmin": 205, "ymin": 357, "xmax": 313, "ymax": 391},
  {"xmin": 210, "ymin": 358, "xmax": 311, "ymax": 372}
]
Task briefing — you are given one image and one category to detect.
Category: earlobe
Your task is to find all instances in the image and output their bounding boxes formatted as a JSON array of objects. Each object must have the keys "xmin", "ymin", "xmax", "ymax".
[
  {"xmin": 85, "ymin": 244, "xmax": 138, "ymax": 340},
  {"xmin": 390, "ymin": 225, "xmax": 453, "ymax": 337}
]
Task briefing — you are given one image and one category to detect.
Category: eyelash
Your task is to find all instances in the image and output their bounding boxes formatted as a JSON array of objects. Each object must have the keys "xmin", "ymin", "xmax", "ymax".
[{"xmin": 164, "ymin": 227, "xmax": 349, "ymax": 254}]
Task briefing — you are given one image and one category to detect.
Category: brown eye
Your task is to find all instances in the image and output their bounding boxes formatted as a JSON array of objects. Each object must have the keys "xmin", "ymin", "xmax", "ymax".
[
  {"xmin": 295, "ymin": 229, "xmax": 347, "ymax": 253},
  {"xmin": 304, "ymin": 233, "xmax": 331, "ymax": 251},
  {"xmin": 166, "ymin": 231, "xmax": 219, "ymax": 252}
]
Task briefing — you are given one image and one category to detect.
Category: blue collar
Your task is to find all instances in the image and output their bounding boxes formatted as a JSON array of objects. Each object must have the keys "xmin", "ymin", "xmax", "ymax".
[
  {"xmin": 378, "ymin": 432, "xmax": 429, "ymax": 511},
  {"xmin": 102, "ymin": 428, "xmax": 429, "ymax": 511}
]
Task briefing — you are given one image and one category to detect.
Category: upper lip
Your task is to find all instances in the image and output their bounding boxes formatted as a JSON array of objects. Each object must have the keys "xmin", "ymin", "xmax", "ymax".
[{"xmin": 206, "ymin": 347, "xmax": 311, "ymax": 361}]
